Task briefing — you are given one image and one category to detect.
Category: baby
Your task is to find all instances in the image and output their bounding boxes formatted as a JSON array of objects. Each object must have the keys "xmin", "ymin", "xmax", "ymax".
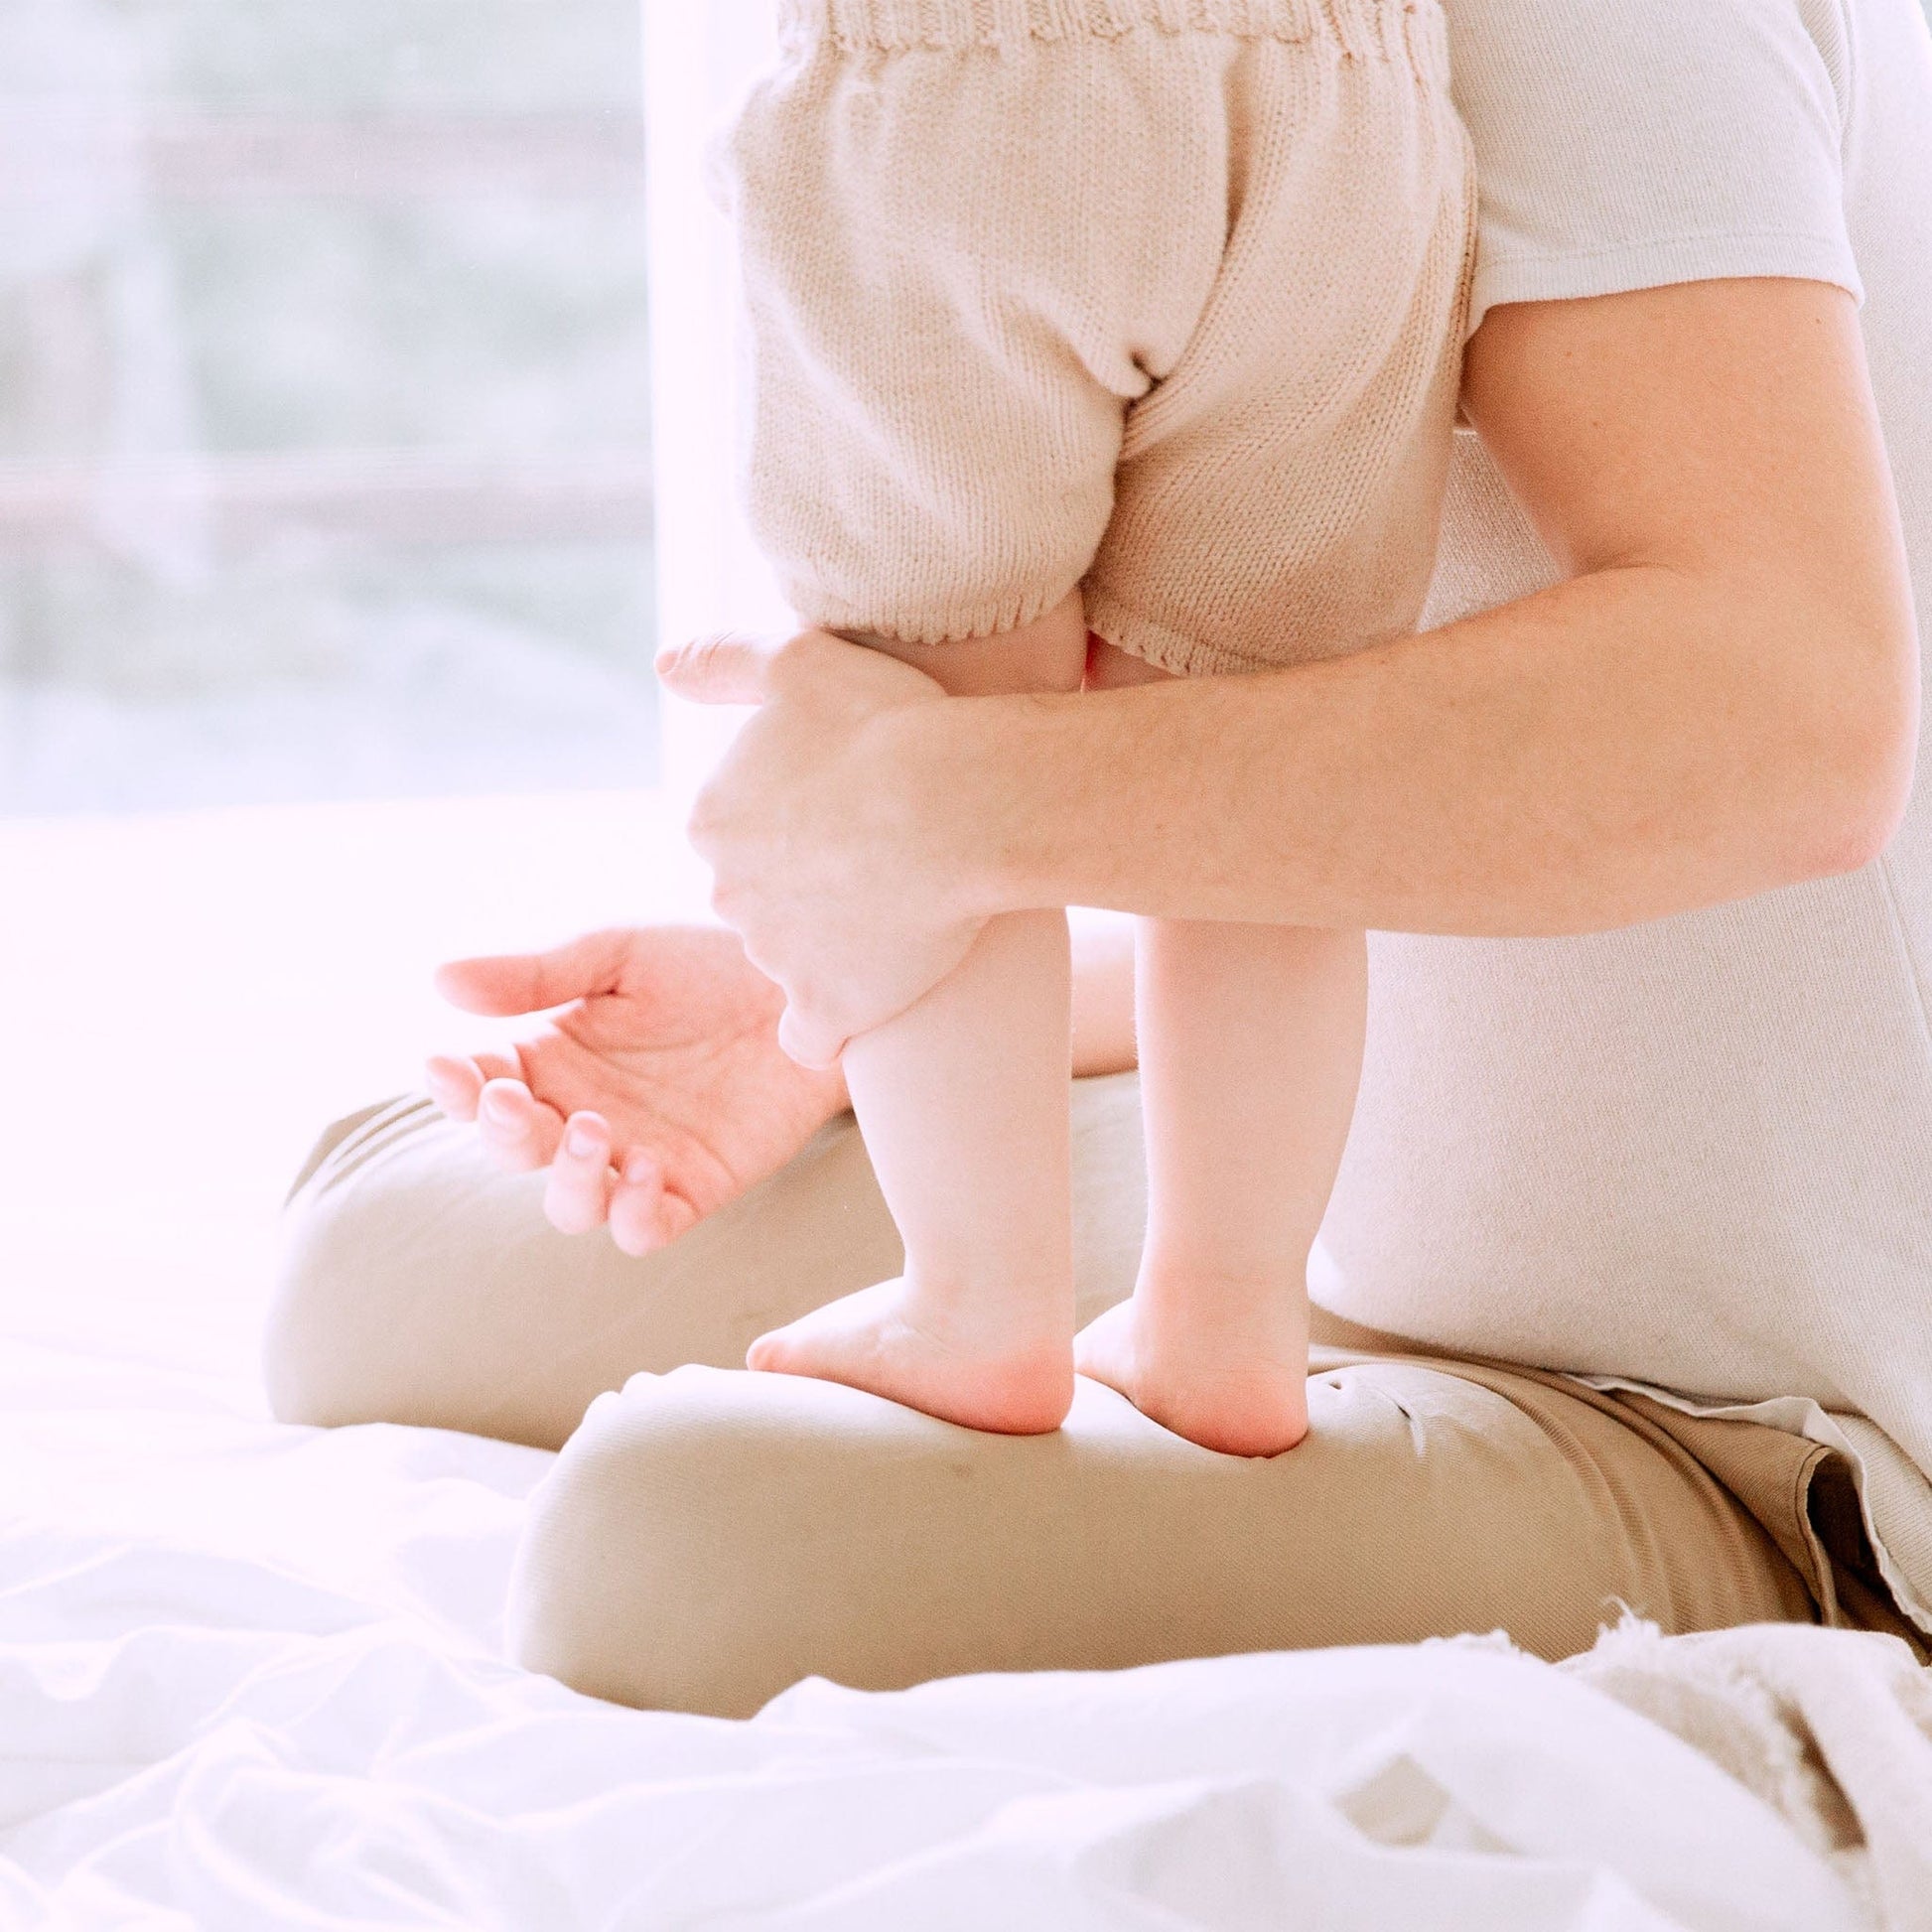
[{"xmin": 714, "ymin": 0, "xmax": 1473, "ymax": 1454}]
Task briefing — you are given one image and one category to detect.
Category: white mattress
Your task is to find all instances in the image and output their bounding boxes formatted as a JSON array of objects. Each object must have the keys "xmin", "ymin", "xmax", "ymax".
[{"xmin": 0, "ymin": 801, "xmax": 1907, "ymax": 1931}]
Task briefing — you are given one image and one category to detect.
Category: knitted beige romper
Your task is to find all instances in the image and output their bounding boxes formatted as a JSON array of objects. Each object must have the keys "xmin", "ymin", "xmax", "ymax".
[{"xmin": 718, "ymin": 0, "xmax": 1474, "ymax": 680}]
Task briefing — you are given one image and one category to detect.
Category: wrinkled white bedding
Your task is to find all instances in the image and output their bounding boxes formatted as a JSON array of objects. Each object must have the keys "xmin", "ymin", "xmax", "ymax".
[
  {"xmin": 3, "ymin": 802, "xmax": 1928, "ymax": 1932},
  {"xmin": 0, "ymin": 1330, "xmax": 1908, "ymax": 1932}
]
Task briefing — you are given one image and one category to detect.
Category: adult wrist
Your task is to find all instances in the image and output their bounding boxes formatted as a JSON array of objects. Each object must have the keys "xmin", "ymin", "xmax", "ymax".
[{"xmin": 883, "ymin": 694, "xmax": 1035, "ymax": 927}]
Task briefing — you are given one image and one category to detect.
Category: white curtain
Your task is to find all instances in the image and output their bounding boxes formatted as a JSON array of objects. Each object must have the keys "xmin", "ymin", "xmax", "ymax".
[{"xmin": 642, "ymin": 0, "xmax": 788, "ymax": 807}]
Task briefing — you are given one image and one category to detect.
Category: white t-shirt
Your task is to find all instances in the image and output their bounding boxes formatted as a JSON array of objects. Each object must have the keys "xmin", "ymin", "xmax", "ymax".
[{"xmin": 1315, "ymin": 0, "xmax": 1932, "ymax": 1631}]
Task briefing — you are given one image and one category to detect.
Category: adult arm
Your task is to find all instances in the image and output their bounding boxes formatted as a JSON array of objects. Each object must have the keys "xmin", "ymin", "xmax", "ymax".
[{"xmin": 663, "ymin": 277, "xmax": 1919, "ymax": 1063}]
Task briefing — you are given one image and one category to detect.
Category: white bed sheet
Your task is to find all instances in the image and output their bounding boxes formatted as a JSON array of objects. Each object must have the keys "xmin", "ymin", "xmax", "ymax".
[
  {"xmin": 0, "ymin": 801, "xmax": 1903, "ymax": 1931},
  {"xmin": 0, "ymin": 1331, "xmax": 1877, "ymax": 1932}
]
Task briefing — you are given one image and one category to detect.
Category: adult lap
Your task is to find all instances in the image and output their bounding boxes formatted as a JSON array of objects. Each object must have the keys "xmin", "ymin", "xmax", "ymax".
[
  {"xmin": 270, "ymin": 1078, "xmax": 1818, "ymax": 1716},
  {"xmin": 507, "ymin": 1355, "xmax": 1814, "ymax": 1718}
]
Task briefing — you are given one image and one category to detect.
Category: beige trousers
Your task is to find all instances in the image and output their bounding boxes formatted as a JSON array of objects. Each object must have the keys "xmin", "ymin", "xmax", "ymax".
[{"xmin": 269, "ymin": 1077, "xmax": 1919, "ymax": 1719}]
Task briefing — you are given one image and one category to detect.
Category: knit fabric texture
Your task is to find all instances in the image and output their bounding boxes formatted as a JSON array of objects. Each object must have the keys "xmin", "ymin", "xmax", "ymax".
[
  {"xmin": 779, "ymin": 0, "xmax": 1434, "ymax": 64},
  {"xmin": 723, "ymin": 0, "xmax": 1472, "ymax": 674}
]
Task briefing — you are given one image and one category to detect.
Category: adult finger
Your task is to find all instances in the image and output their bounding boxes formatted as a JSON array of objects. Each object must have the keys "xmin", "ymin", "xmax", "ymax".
[
  {"xmin": 427, "ymin": 1047, "xmax": 530, "ymax": 1123},
  {"xmin": 544, "ymin": 1112, "xmax": 615, "ymax": 1235},
  {"xmin": 476, "ymin": 1076, "xmax": 565, "ymax": 1172},
  {"xmin": 775, "ymin": 1001, "xmax": 849, "ymax": 1072},
  {"xmin": 653, "ymin": 630, "xmax": 780, "ymax": 706},
  {"xmin": 434, "ymin": 928, "xmax": 633, "ymax": 1018},
  {"xmin": 608, "ymin": 1151, "xmax": 701, "ymax": 1257},
  {"xmin": 425, "ymin": 1054, "xmax": 483, "ymax": 1121}
]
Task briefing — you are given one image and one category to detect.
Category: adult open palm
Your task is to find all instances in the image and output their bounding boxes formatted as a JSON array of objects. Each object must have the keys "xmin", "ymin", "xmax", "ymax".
[{"xmin": 425, "ymin": 924, "xmax": 848, "ymax": 1255}]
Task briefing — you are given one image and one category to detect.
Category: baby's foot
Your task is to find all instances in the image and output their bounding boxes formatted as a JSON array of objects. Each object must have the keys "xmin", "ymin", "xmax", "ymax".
[
  {"xmin": 747, "ymin": 1278, "xmax": 1075, "ymax": 1435},
  {"xmin": 1075, "ymin": 1293, "xmax": 1310, "ymax": 1456}
]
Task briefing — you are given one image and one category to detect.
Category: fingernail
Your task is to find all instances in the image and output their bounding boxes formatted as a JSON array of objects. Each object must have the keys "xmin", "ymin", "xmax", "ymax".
[
  {"xmin": 622, "ymin": 1152, "xmax": 655, "ymax": 1187},
  {"xmin": 567, "ymin": 1121, "xmax": 602, "ymax": 1159},
  {"xmin": 481, "ymin": 1087, "xmax": 515, "ymax": 1123}
]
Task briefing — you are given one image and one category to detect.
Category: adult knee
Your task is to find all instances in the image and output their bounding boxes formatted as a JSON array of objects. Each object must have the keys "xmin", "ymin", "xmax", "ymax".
[
  {"xmin": 264, "ymin": 1100, "xmax": 413, "ymax": 1427},
  {"xmin": 508, "ymin": 1365, "xmax": 1097, "ymax": 1718},
  {"xmin": 263, "ymin": 1095, "xmax": 510, "ymax": 1432},
  {"xmin": 508, "ymin": 1368, "xmax": 819, "ymax": 1718}
]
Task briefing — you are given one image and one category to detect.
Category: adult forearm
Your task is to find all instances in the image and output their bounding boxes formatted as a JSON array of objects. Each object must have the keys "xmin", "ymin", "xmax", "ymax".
[
  {"xmin": 923, "ymin": 561, "xmax": 1910, "ymax": 939},
  {"xmin": 901, "ymin": 283, "xmax": 1920, "ymax": 942},
  {"xmin": 662, "ymin": 282, "xmax": 1914, "ymax": 1063}
]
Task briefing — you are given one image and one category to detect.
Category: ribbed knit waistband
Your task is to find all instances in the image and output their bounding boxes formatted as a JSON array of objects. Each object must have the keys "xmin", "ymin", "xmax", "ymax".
[{"xmin": 778, "ymin": 0, "xmax": 1451, "ymax": 76}]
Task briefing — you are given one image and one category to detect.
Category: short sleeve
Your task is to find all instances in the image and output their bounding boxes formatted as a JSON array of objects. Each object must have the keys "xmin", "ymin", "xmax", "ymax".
[{"xmin": 1447, "ymin": 0, "xmax": 1863, "ymax": 335}]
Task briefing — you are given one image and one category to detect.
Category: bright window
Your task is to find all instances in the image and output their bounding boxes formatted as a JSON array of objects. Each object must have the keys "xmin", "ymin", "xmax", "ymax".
[{"xmin": 0, "ymin": 0, "xmax": 656, "ymax": 813}]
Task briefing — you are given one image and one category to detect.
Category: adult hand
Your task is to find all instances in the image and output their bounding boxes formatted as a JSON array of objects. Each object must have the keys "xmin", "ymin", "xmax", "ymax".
[
  {"xmin": 655, "ymin": 628, "xmax": 987, "ymax": 1067},
  {"xmin": 425, "ymin": 924, "xmax": 847, "ymax": 1255}
]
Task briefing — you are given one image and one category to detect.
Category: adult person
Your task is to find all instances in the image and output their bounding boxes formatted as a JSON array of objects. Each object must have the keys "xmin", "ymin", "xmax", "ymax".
[{"xmin": 270, "ymin": 0, "xmax": 1932, "ymax": 1718}]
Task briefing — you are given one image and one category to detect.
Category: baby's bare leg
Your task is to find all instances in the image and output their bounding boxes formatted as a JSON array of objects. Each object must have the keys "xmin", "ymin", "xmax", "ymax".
[
  {"xmin": 1075, "ymin": 641, "xmax": 1366, "ymax": 1455},
  {"xmin": 745, "ymin": 594, "xmax": 1090, "ymax": 1434},
  {"xmin": 1075, "ymin": 917, "xmax": 1366, "ymax": 1454}
]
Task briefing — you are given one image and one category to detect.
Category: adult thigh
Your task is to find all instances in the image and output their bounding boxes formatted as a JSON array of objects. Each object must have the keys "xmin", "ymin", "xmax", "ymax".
[
  {"xmin": 265, "ymin": 1076, "xmax": 1148, "ymax": 1449},
  {"xmin": 508, "ymin": 1349, "xmax": 1818, "ymax": 1717}
]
